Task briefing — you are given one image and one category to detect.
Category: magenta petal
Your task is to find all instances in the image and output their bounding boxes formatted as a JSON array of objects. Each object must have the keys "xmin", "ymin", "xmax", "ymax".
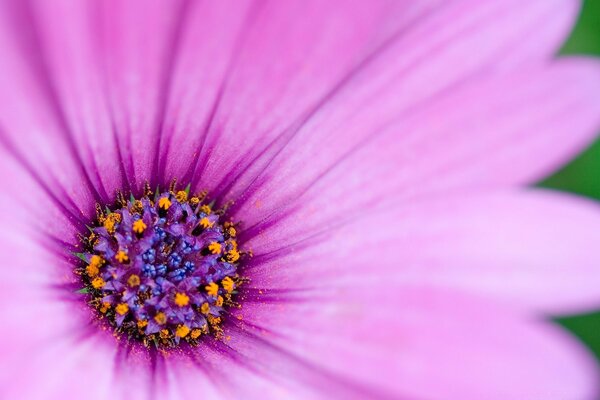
[
  {"xmin": 230, "ymin": 60, "xmax": 600, "ymax": 237},
  {"xmin": 246, "ymin": 189, "xmax": 600, "ymax": 314},
  {"xmin": 234, "ymin": 288, "xmax": 599, "ymax": 400}
]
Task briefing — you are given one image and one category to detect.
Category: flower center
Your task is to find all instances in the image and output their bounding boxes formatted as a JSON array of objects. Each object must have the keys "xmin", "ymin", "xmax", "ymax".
[{"xmin": 75, "ymin": 182, "xmax": 244, "ymax": 349}]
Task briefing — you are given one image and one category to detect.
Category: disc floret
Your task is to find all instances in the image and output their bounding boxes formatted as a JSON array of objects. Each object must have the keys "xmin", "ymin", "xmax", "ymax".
[{"xmin": 76, "ymin": 183, "xmax": 244, "ymax": 349}]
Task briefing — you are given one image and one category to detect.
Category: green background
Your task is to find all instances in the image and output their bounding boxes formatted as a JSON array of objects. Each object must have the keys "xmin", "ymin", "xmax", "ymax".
[{"xmin": 542, "ymin": 0, "xmax": 600, "ymax": 367}]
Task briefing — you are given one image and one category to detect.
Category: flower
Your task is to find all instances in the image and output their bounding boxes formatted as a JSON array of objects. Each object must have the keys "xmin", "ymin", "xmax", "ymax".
[{"xmin": 0, "ymin": 1, "xmax": 600, "ymax": 399}]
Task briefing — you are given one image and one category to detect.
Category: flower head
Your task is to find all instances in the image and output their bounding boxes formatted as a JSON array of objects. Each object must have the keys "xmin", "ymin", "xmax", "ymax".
[{"xmin": 1, "ymin": 1, "xmax": 600, "ymax": 399}]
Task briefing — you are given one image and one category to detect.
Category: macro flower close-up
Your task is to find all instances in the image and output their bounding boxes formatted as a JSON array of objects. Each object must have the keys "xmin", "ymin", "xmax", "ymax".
[{"xmin": 2, "ymin": 0, "xmax": 600, "ymax": 399}]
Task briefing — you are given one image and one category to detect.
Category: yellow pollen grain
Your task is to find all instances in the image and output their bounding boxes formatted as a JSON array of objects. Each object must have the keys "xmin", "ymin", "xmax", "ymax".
[
  {"xmin": 158, "ymin": 197, "xmax": 172, "ymax": 210},
  {"xmin": 132, "ymin": 219, "xmax": 147, "ymax": 234},
  {"xmin": 91, "ymin": 277, "xmax": 105, "ymax": 289},
  {"xmin": 89, "ymin": 255, "xmax": 103, "ymax": 267},
  {"xmin": 160, "ymin": 329, "xmax": 170, "ymax": 339},
  {"xmin": 226, "ymin": 249, "xmax": 240, "ymax": 263},
  {"xmin": 175, "ymin": 325, "xmax": 190, "ymax": 338},
  {"xmin": 190, "ymin": 329, "xmax": 202, "ymax": 339},
  {"xmin": 175, "ymin": 190, "xmax": 188, "ymax": 203},
  {"xmin": 199, "ymin": 217, "xmax": 213, "ymax": 229},
  {"xmin": 200, "ymin": 302, "xmax": 210, "ymax": 315},
  {"xmin": 221, "ymin": 276, "xmax": 235, "ymax": 293},
  {"xmin": 137, "ymin": 320, "xmax": 148, "ymax": 328},
  {"xmin": 200, "ymin": 204, "xmax": 211, "ymax": 214},
  {"xmin": 131, "ymin": 199, "xmax": 143, "ymax": 212},
  {"xmin": 115, "ymin": 303, "xmax": 129, "ymax": 315},
  {"xmin": 208, "ymin": 242, "xmax": 222, "ymax": 255},
  {"xmin": 100, "ymin": 302, "xmax": 111, "ymax": 313},
  {"xmin": 174, "ymin": 292, "xmax": 190, "ymax": 307},
  {"xmin": 86, "ymin": 264, "xmax": 99, "ymax": 277},
  {"xmin": 154, "ymin": 312, "xmax": 167, "ymax": 325},
  {"xmin": 115, "ymin": 250, "xmax": 129, "ymax": 263},
  {"xmin": 215, "ymin": 296, "xmax": 224, "ymax": 307},
  {"xmin": 228, "ymin": 227, "xmax": 236, "ymax": 237},
  {"xmin": 189, "ymin": 197, "xmax": 200, "ymax": 206},
  {"xmin": 205, "ymin": 282, "xmax": 219, "ymax": 297},
  {"xmin": 127, "ymin": 274, "xmax": 141, "ymax": 287}
]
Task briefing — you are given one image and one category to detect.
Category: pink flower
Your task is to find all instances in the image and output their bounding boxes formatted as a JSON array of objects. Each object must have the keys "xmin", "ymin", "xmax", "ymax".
[{"xmin": 0, "ymin": 1, "xmax": 600, "ymax": 399}]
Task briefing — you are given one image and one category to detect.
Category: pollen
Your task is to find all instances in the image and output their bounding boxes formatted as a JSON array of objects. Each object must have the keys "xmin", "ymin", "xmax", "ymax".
[
  {"xmin": 199, "ymin": 217, "xmax": 213, "ymax": 229},
  {"xmin": 154, "ymin": 312, "xmax": 167, "ymax": 325},
  {"xmin": 132, "ymin": 219, "xmax": 147, "ymax": 234},
  {"xmin": 208, "ymin": 242, "xmax": 222, "ymax": 254},
  {"xmin": 91, "ymin": 277, "xmax": 105, "ymax": 289},
  {"xmin": 200, "ymin": 302, "xmax": 210, "ymax": 315},
  {"xmin": 89, "ymin": 255, "xmax": 103, "ymax": 267},
  {"xmin": 175, "ymin": 325, "xmax": 190, "ymax": 338},
  {"xmin": 174, "ymin": 292, "xmax": 190, "ymax": 307},
  {"xmin": 226, "ymin": 249, "xmax": 240, "ymax": 263},
  {"xmin": 76, "ymin": 183, "xmax": 246, "ymax": 349},
  {"xmin": 127, "ymin": 274, "xmax": 140, "ymax": 287},
  {"xmin": 158, "ymin": 197, "xmax": 172, "ymax": 210},
  {"xmin": 190, "ymin": 329, "xmax": 202, "ymax": 339},
  {"xmin": 222, "ymin": 276, "xmax": 235, "ymax": 293},
  {"xmin": 205, "ymin": 282, "xmax": 219, "ymax": 296},
  {"xmin": 100, "ymin": 302, "xmax": 111, "ymax": 313},
  {"xmin": 86, "ymin": 263, "xmax": 99, "ymax": 277},
  {"xmin": 115, "ymin": 250, "xmax": 129, "ymax": 263},
  {"xmin": 115, "ymin": 303, "xmax": 129, "ymax": 315},
  {"xmin": 175, "ymin": 190, "xmax": 188, "ymax": 203}
]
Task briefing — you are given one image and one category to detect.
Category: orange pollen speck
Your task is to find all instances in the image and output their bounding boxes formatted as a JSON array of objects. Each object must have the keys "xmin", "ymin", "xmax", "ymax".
[
  {"xmin": 200, "ymin": 205, "xmax": 211, "ymax": 214},
  {"xmin": 86, "ymin": 264, "xmax": 99, "ymax": 277},
  {"xmin": 226, "ymin": 249, "xmax": 240, "ymax": 263},
  {"xmin": 115, "ymin": 251, "xmax": 129, "ymax": 263},
  {"xmin": 115, "ymin": 303, "xmax": 129, "ymax": 315},
  {"xmin": 127, "ymin": 274, "xmax": 140, "ymax": 287},
  {"xmin": 132, "ymin": 219, "xmax": 147, "ymax": 234},
  {"xmin": 190, "ymin": 329, "xmax": 202, "ymax": 339},
  {"xmin": 137, "ymin": 320, "xmax": 148, "ymax": 328},
  {"xmin": 216, "ymin": 296, "xmax": 224, "ymax": 307},
  {"xmin": 205, "ymin": 282, "xmax": 219, "ymax": 297},
  {"xmin": 176, "ymin": 325, "xmax": 190, "ymax": 338},
  {"xmin": 208, "ymin": 242, "xmax": 222, "ymax": 254},
  {"xmin": 91, "ymin": 277, "xmax": 105, "ymax": 289},
  {"xmin": 154, "ymin": 312, "xmax": 167, "ymax": 325},
  {"xmin": 200, "ymin": 303, "xmax": 210, "ymax": 314},
  {"xmin": 158, "ymin": 197, "xmax": 172, "ymax": 210},
  {"xmin": 175, "ymin": 190, "xmax": 188, "ymax": 203},
  {"xmin": 89, "ymin": 255, "xmax": 103, "ymax": 267},
  {"xmin": 174, "ymin": 292, "xmax": 190, "ymax": 307},
  {"xmin": 199, "ymin": 217, "xmax": 213, "ymax": 229},
  {"xmin": 221, "ymin": 276, "xmax": 235, "ymax": 293},
  {"xmin": 100, "ymin": 302, "xmax": 111, "ymax": 313}
]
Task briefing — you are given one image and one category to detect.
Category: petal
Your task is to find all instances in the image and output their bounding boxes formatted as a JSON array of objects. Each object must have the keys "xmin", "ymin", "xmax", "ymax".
[
  {"xmin": 383, "ymin": 189, "xmax": 600, "ymax": 315},
  {"xmin": 0, "ymin": 0, "xmax": 582, "ymax": 206},
  {"xmin": 232, "ymin": 60, "xmax": 600, "ymax": 239},
  {"xmin": 231, "ymin": 288, "xmax": 599, "ymax": 400},
  {"xmin": 203, "ymin": 0, "xmax": 580, "ymax": 202},
  {"xmin": 245, "ymin": 188, "xmax": 600, "ymax": 314}
]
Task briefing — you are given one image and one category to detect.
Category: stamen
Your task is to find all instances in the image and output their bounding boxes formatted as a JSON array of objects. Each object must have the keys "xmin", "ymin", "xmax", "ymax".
[{"xmin": 75, "ymin": 183, "xmax": 247, "ymax": 349}]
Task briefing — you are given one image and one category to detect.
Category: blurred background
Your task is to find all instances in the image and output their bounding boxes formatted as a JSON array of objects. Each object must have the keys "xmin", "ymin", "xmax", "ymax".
[{"xmin": 543, "ymin": 0, "xmax": 600, "ymax": 365}]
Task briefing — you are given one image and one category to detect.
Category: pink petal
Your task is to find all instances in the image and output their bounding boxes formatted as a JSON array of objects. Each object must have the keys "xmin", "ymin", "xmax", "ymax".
[
  {"xmin": 0, "ymin": 0, "xmax": 580, "ymax": 207},
  {"xmin": 245, "ymin": 189, "xmax": 600, "ymax": 314},
  {"xmin": 232, "ymin": 288, "xmax": 599, "ymax": 400},
  {"xmin": 384, "ymin": 190, "xmax": 600, "ymax": 314},
  {"xmin": 191, "ymin": 0, "xmax": 579, "ymax": 199},
  {"xmin": 231, "ymin": 60, "xmax": 600, "ymax": 237}
]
